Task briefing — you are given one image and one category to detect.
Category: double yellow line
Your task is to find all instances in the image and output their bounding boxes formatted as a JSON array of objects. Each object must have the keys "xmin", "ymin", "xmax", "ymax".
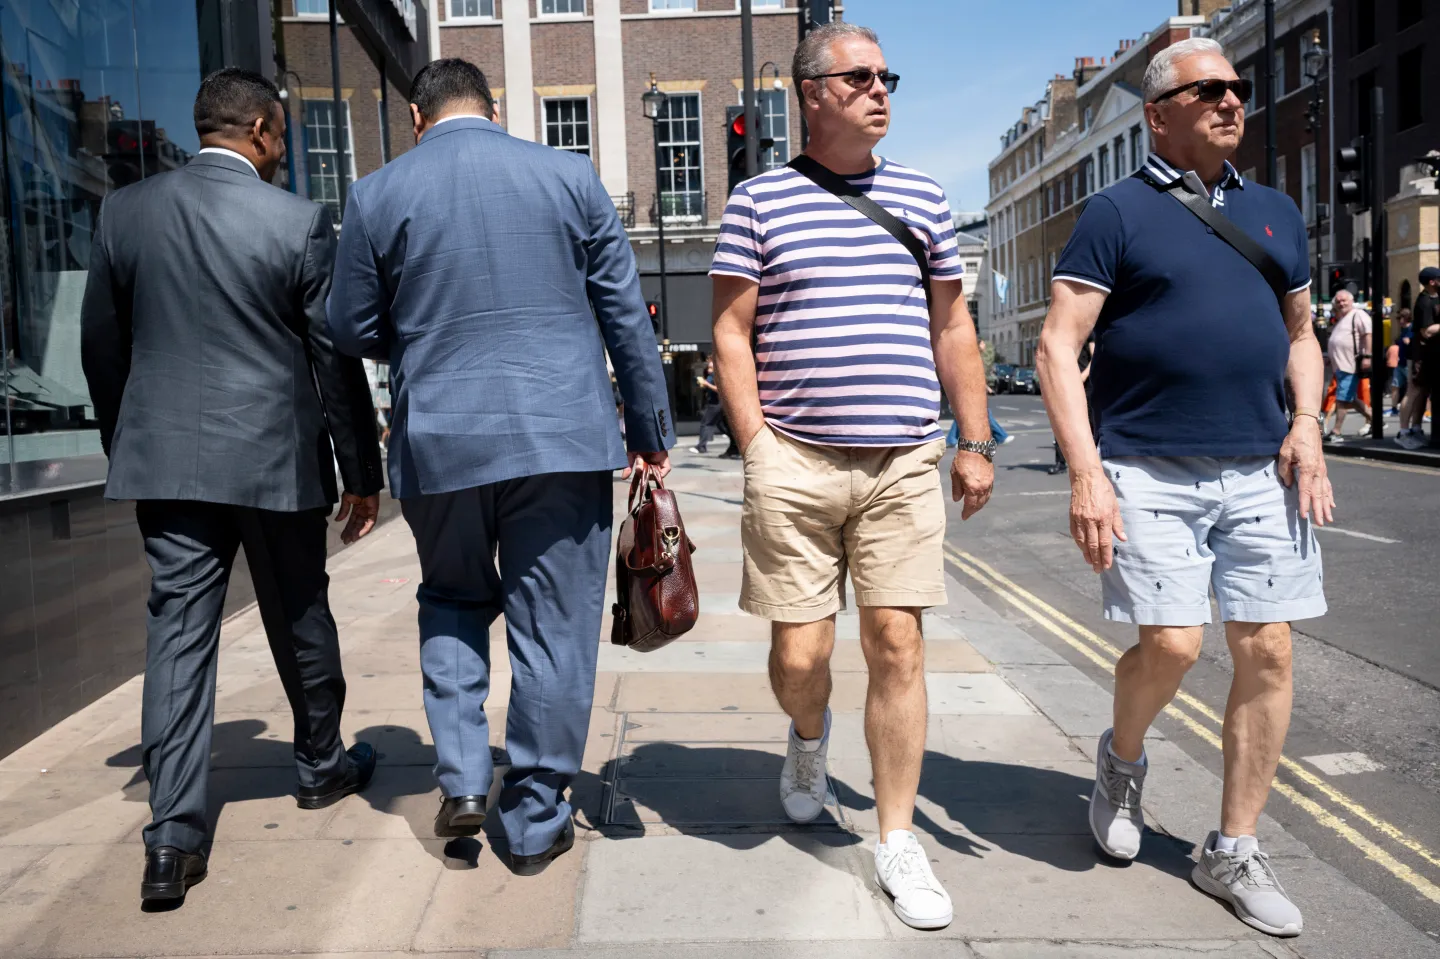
[{"xmin": 944, "ymin": 545, "xmax": 1440, "ymax": 905}]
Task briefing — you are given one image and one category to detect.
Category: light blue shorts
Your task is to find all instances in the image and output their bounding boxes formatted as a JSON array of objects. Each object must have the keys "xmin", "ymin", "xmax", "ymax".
[{"xmin": 1101, "ymin": 456, "xmax": 1327, "ymax": 627}]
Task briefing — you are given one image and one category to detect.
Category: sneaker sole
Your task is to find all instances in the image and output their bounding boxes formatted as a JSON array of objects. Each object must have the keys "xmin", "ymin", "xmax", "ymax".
[
  {"xmin": 780, "ymin": 786, "xmax": 829, "ymax": 824},
  {"xmin": 873, "ymin": 872, "xmax": 953, "ymax": 930},
  {"xmin": 1190, "ymin": 863, "xmax": 1302, "ymax": 937}
]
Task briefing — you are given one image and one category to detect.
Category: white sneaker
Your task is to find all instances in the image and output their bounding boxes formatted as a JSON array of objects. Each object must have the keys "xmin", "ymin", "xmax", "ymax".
[
  {"xmin": 779, "ymin": 709, "xmax": 830, "ymax": 823},
  {"xmin": 874, "ymin": 830, "xmax": 953, "ymax": 929},
  {"xmin": 687, "ymin": 446, "xmax": 702, "ymax": 454}
]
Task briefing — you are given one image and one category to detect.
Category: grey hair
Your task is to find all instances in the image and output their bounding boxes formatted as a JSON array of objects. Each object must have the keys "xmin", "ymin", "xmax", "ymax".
[
  {"xmin": 793, "ymin": 22, "xmax": 881, "ymax": 104},
  {"xmin": 1143, "ymin": 37, "xmax": 1226, "ymax": 103}
]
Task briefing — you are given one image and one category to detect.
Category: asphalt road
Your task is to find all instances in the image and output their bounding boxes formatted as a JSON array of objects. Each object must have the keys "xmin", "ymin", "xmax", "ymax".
[{"xmin": 943, "ymin": 394, "xmax": 1440, "ymax": 940}]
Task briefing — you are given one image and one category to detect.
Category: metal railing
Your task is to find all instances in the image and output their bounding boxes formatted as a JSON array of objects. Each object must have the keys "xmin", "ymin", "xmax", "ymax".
[
  {"xmin": 610, "ymin": 192, "xmax": 636, "ymax": 229},
  {"xmin": 648, "ymin": 191, "xmax": 707, "ymax": 226}
]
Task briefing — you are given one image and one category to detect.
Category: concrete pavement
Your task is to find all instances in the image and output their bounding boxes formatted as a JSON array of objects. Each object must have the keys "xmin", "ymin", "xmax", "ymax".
[{"xmin": 0, "ymin": 443, "xmax": 1434, "ymax": 958}]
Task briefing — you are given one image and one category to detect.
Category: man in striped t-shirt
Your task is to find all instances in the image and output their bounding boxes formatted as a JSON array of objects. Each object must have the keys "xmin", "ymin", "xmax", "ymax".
[{"xmin": 709, "ymin": 21, "xmax": 993, "ymax": 931}]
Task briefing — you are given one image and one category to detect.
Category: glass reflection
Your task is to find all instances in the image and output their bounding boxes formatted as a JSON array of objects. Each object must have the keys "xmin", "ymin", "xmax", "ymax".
[{"xmin": 0, "ymin": 0, "xmax": 200, "ymax": 496}]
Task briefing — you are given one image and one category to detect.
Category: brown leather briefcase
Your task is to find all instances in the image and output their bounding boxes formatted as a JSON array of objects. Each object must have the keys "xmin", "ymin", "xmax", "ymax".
[{"xmin": 611, "ymin": 467, "xmax": 698, "ymax": 652}]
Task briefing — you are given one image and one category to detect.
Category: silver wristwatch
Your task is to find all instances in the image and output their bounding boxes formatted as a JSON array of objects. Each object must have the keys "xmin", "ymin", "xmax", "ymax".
[{"xmin": 955, "ymin": 438, "xmax": 997, "ymax": 462}]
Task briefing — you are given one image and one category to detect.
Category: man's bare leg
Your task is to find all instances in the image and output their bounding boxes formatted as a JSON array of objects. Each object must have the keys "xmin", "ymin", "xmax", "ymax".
[
  {"xmin": 1220, "ymin": 621, "xmax": 1292, "ymax": 837},
  {"xmin": 1111, "ymin": 625, "xmax": 1203, "ymax": 762},
  {"xmin": 770, "ymin": 617, "xmax": 835, "ymax": 740},
  {"xmin": 859, "ymin": 606, "xmax": 926, "ymax": 836}
]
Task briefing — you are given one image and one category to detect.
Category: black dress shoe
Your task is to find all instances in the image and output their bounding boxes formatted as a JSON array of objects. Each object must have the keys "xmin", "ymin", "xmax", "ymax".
[
  {"xmin": 140, "ymin": 846, "xmax": 206, "ymax": 903},
  {"xmin": 508, "ymin": 819, "xmax": 575, "ymax": 877},
  {"xmin": 297, "ymin": 742, "xmax": 377, "ymax": 809},
  {"xmin": 434, "ymin": 795, "xmax": 487, "ymax": 838}
]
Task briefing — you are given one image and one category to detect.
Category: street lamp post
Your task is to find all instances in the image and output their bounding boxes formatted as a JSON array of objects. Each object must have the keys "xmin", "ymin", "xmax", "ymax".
[
  {"xmin": 641, "ymin": 74, "xmax": 679, "ymax": 421},
  {"xmin": 1304, "ymin": 29, "xmax": 1329, "ymax": 306}
]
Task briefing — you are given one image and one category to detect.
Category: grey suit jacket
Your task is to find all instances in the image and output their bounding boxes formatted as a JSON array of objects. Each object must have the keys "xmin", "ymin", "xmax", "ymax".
[
  {"xmin": 80, "ymin": 151, "xmax": 383, "ymax": 511},
  {"xmin": 325, "ymin": 117, "xmax": 672, "ymax": 499}
]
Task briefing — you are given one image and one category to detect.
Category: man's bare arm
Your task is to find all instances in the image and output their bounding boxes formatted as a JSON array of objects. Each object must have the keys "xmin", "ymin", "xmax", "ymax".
[
  {"xmin": 930, "ymin": 279, "xmax": 994, "ymax": 518},
  {"xmin": 1037, "ymin": 280, "xmax": 1120, "ymax": 572},
  {"xmin": 1279, "ymin": 289, "xmax": 1334, "ymax": 524},
  {"xmin": 712, "ymin": 275, "xmax": 766, "ymax": 451},
  {"xmin": 1037, "ymin": 281, "xmax": 1106, "ymax": 474}
]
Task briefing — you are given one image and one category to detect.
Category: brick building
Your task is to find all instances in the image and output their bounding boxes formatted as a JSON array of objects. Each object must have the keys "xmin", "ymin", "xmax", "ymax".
[
  {"xmin": 283, "ymin": 0, "xmax": 825, "ymax": 417},
  {"xmin": 1330, "ymin": 0, "xmax": 1438, "ymax": 311}
]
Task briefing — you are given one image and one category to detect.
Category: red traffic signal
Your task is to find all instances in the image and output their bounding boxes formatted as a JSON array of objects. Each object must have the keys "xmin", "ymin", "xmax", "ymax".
[
  {"xmin": 730, "ymin": 113, "xmax": 746, "ymax": 137},
  {"xmin": 646, "ymin": 301, "xmax": 658, "ymax": 317}
]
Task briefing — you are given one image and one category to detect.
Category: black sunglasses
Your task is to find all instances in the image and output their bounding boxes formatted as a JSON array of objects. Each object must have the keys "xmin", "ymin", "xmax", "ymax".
[
  {"xmin": 1151, "ymin": 77, "xmax": 1252, "ymax": 104},
  {"xmin": 806, "ymin": 69, "xmax": 900, "ymax": 94}
]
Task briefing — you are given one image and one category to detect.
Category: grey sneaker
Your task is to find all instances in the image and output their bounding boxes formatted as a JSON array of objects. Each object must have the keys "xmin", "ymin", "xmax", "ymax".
[
  {"xmin": 1090, "ymin": 728, "xmax": 1146, "ymax": 860},
  {"xmin": 1192, "ymin": 832, "xmax": 1303, "ymax": 937}
]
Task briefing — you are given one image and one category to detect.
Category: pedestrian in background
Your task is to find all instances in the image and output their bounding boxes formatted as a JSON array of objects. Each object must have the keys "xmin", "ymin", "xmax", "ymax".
[
  {"xmin": 1037, "ymin": 37, "xmax": 1330, "ymax": 937},
  {"xmin": 1322, "ymin": 289, "xmax": 1372, "ymax": 442},
  {"xmin": 327, "ymin": 59, "xmax": 672, "ymax": 876},
  {"xmin": 947, "ymin": 337, "xmax": 1012, "ymax": 448},
  {"xmin": 1397, "ymin": 267, "xmax": 1440, "ymax": 450},
  {"xmin": 690, "ymin": 356, "xmax": 726, "ymax": 453},
  {"xmin": 81, "ymin": 68, "xmax": 383, "ymax": 905},
  {"xmin": 1386, "ymin": 308, "xmax": 1409, "ymax": 417},
  {"xmin": 711, "ymin": 21, "xmax": 992, "ymax": 930}
]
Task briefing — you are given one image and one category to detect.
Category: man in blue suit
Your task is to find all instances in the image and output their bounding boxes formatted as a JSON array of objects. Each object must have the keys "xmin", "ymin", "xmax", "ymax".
[{"xmin": 328, "ymin": 59, "xmax": 672, "ymax": 875}]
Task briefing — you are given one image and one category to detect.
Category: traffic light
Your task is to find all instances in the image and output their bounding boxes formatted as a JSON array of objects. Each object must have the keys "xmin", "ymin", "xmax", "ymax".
[
  {"xmin": 645, "ymin": 300, "xmax": 660, "ymax": 334},
  {"xmin": 726, "ymin": 106, "xmax": 747, "ymax": 194},
  {"xmin": 1336, "ymin": 137, "xmax": 1367, "ymax": 209},
  {"xmin": 1324, "ymin": 262, "xmax": 1358, "ymax": 299},
  {"xmin": 725, "ymin": 105, "xmax": 775, "ymax": 195}
]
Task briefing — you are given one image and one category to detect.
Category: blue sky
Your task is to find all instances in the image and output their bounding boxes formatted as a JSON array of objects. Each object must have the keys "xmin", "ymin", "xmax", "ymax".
[{"xmin": 843, "ymin": 0, "xmax": 1176, "ymax": 214}]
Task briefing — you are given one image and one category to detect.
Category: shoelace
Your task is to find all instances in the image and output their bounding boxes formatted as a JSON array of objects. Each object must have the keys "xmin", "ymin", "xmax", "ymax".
[
  {"xmin": 892, "ymin": 840, "xmax": 944, "ymax": 895},
  {"xmin": 1221, "ymin": 847, "xmax": 1278, "ymax": 890},
  {"xmin": 1102, "ymin": 762, "xmax": 1143, "ymax": 812},
  {"xmin": 792, "ymin": 746, "xmax": 823, "ymax": 794}
]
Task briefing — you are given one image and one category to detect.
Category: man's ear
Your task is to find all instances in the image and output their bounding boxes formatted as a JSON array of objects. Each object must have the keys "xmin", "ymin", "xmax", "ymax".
[
  {"xmin": 251, "ymin": 115, "xmax": 268, "ymax": 148},
  {"xmin": 410, "ymin": 103, "xmax": 424, "ymax": 142}
]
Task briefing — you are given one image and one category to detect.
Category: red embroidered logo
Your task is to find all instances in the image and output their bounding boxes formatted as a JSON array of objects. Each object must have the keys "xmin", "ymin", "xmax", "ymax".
[{"xmin": 1265, "ymin": 225, "xmax": 1274, "ymax": 236}]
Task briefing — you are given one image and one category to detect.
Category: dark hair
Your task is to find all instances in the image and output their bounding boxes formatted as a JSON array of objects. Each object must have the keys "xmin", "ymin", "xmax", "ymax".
[
  {"xmin": 410, "ymin": 58, "xmax": 494, "ymax": 119},
  {"xmin": 194, "ymin": 67, "xmax": 282, "ymax": 139}
]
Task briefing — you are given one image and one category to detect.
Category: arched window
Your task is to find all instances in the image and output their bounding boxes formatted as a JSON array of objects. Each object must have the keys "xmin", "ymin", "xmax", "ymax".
[{"xmin": 1400, "ymin": 279, "xmax": 1412, "ymax": 309}]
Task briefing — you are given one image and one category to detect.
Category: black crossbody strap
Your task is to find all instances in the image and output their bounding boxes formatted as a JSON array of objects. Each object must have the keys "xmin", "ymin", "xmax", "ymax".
[
  {"xmin": 788, "ymin": 155, "xmax": 932, "ymax": 309},
  {"xmin": 1164, "ymin": 171, "xmax": 1289, "ymax": 305}
]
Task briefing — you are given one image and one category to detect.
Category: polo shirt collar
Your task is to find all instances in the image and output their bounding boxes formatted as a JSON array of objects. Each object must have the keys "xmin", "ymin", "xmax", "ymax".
[{"xmin": 1142, "ymin": 152, "xmax": 1243, "ymax": 208}]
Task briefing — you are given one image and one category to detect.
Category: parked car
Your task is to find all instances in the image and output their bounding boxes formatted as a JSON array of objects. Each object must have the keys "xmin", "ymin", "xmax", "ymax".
[
  {"xmin": 1011, "ymin": 367, "xmax": 1040, "ymax": 395},
  {"xmin": 992, "ymin": 363, "xmax": 1016, "ymax": 394}
]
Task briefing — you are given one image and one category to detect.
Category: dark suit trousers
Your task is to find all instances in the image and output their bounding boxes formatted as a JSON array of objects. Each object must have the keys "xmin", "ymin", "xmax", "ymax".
[
  {"xmin": 400, "ymin": 471, "xmax": 612, "ymax": 857},
  {"xmin": 135, "ymin": 501, "xmax": 349, "ymax": 852},
  {"xmin": 696, "ymin": 402, "xmax": 725, "ymax": 452}
]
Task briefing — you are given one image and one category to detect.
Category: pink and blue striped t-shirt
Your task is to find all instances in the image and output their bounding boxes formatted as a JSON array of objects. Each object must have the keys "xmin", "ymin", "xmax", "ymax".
[{"xmin": 708, "ymin": 157, "xmax": 964, "ymax": 448}]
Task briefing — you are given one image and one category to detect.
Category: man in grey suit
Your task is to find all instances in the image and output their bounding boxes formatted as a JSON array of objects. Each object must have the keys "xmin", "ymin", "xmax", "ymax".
[
  {"xmin": 328, "ymin": 59, "xmax": 672, "ymax": 875},
  {"xmin": 80, "ymin": 69, "xmax": 383, "ymax": 905}
]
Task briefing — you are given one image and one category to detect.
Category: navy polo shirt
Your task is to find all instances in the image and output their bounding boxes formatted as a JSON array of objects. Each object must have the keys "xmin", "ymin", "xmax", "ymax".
[{"xmin": 1053, "ymin": 153, "xmax": 1310, "ymax": 458}]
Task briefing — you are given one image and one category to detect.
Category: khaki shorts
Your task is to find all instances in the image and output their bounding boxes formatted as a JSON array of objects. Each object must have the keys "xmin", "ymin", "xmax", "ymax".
[{"xmin": 739, "ymin": 426, "xmax": 948, "ymax": 622}]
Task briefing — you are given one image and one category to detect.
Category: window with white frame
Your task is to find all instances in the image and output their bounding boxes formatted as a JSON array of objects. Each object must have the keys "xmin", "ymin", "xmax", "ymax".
[
  {"xmin": 543, "ymin": 98, "xmax": 591, "ymax": 157},
  {"xmin": 1242, "ymin": 65, "xmax": 1257, "ymax": 111},
  {"xmin": 541, "ymin": 0, "xmax": 584, "ymax": 13},
  {"xmin": 650, "ymin": 0, "xmax": 696, "ymax": 10},
  {"xmin": 1273, "ymin": 48, "xmax": 1286, "ymax": 100},
  {"xmin": 1300, "ymin": 143, "xmax": 1317, "ymax": 223},
  {"xmin": 1113, "ymin": 136, "xmax": 1126, "ymax": 177},
  {"xmin": 449, "ymin": 0, "xmax": 495, "ymax": 19},
  {"xmin": 749, "ymin": 0, "xmax": 784, "ymax": 7},
  {"xmin": 656, "ymin": 92, "xmax": 703, "ymax": 218},
  {"xmin": 1129, "ymin": 125, "xmax": 1142, "ymax": 172},
  {"xmin": 294, "ymin": 0, "xmax": 328, "ymax": 13},
  {"xmin": 1275, "ymin": 154, "xmax": 1287, "ymax": 197},
  {"xmin": 304, "ymin": 99, "xmax": 355, "ymax": 222},
  {"xmin": 1097, "ymin": 145, "xmax": 1109, "ymax": 187}
]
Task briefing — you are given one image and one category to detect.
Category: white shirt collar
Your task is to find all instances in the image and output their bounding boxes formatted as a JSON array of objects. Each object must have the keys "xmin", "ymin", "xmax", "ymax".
[
  {"xmin": 198, "ymin": 147, "xmax": 260, "ymax": 178},
  {"xmin": 431, "ymin": 114, "xmax": 492, "ymax": 128}
]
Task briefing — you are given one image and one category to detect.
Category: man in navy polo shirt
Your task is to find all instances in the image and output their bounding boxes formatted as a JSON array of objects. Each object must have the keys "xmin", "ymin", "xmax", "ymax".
[{"xmin": 1036, "ymin": 37, "xmax": 1334, "ymax": 938}]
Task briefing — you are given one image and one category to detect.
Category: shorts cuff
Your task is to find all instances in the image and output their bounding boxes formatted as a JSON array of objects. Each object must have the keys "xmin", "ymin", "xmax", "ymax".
[
  {"xmin": 855, "ymin": 589, "xmax": 948, "ymax": 609},
  {"xmin": 1103, "ymin": 603, "xmax": 1213, "ymax": 626},
  {"xmin": 1218, "ymin": 595, "xmax": 1328, "ymax": 624},
  {"xmin": 739, "ymin": 596, "xmax": 843, "ymax": 623}
]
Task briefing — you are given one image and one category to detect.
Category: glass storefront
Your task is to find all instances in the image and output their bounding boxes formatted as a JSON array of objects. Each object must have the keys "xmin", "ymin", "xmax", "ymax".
[{"xmin": 0, "ymin": 0, "xmax": 201, "ymax": 497}]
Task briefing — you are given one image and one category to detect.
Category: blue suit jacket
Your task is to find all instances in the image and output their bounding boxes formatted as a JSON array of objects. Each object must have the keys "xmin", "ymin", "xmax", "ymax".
[{"xmin": 327, "ymin": 117, "xmax": 673, "ymax": 498}]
